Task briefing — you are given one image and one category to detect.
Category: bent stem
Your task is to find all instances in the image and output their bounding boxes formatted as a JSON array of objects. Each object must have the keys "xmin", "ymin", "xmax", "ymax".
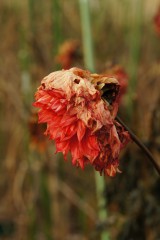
[{"xmin": 116, "ymin": 116, "xmax": 160, "ymax": 176}]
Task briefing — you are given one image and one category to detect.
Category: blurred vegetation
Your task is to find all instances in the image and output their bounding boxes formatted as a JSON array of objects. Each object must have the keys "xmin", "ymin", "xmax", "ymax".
[{"xmin": 0, "ymin": 0, "xmax": 160, "ymax": 239}]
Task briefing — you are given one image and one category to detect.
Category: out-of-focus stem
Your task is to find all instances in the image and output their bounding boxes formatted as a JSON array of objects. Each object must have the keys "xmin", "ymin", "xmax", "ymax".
[
  {"xmin": 40, "ymin": 170, "xmax": 53, "ymax": 240},
  {"xmin": 28, "ymin": 0, "xmax": 36, "ymax": 35},
  {"xmin": 79, "ymin": 0, "xmax": 109, "ymax": 239},
  {"xmin": 51, "ymin": 0, "xmax": 62, "ymax": 56},
  {"xmin": 28, "ymin": 1, "xmax": 53, "ymax": 239},
  {"xmin": 79, "ymin": 0, "xmax": 95, "ymax": 72},
  {"xmin": 50, "ymin": 1, "xmax": 64, "ymax": 238},
  {"xmin": 125, "ymin": 0, "xmax": 143, "ymax": 120}
]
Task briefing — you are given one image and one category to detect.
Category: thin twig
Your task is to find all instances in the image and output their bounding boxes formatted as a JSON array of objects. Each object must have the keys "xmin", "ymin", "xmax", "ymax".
[{"xmin": 116, "ymin": 116, "xmax": 160, "ymax": 176}]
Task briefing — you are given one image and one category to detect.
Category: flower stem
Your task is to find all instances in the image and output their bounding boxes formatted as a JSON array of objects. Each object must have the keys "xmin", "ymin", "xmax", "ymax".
[
  {"xmin": 79, "ymin": 1, "xmax": 110, "ymax": 239},
  {"xmin": 79, "ymin": 0, "xmax": 95, "ymax": 72},
  {"xmin": 116, "ymin": 116, "xmax": 160, "ymax": 176},
  {"xmin": 51, "ymin": 0, "xmax": 62, "ymax": 56},
  {"xmin": 125, "ymin": 0, "xmax": 143, "ymax": 120}
]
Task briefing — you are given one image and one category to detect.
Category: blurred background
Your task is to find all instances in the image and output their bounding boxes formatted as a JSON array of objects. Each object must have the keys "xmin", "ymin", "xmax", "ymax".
[{"xmin": 0, "ymin": 0, "xmax": 160, "ymax": 239}]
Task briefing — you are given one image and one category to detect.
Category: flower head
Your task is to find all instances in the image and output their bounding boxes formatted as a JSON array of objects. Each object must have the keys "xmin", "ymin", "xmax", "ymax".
[{"xmin": 33, "ymin": 67, "xmax": 130, "ymax": 176}]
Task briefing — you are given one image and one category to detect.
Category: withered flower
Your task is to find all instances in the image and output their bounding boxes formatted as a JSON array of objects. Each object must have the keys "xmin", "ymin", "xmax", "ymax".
[
  {"xmin": 154, "ymin": 7, "xmax": 160, "ymax": 36},
  {"xmin": 55, "ymin": 40, "xmax": 79, "ymax": 69},
  {"xmin": 33, "ymin": 68, "xmax": 130, "ymax": 176},
  {"xmin": 29, "ymin": 111, "xmax": 47, "ymax": 152}
]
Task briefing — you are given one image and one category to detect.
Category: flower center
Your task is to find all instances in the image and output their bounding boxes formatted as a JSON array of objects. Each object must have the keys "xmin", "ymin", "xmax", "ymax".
[{"xmin": 101, "ymin": 83, "xmax": 119, "ymax": 105}]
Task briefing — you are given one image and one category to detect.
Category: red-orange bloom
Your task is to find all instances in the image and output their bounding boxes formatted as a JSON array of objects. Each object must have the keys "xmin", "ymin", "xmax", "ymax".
[
  {"xmin": 154, "ymin": 7, "xmax": 160, "ymax": 36},
  {"xmin": 33, "ymin": 67, "xmax": 130, "ymax": 176}
]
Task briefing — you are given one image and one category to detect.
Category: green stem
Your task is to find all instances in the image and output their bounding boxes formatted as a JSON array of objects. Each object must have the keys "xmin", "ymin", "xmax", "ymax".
[
  {"xmin": 40, "ymin": 170, "xmax": 53, "ymax": 240},
  {"xmin": 51, "ymin": 0, "xmax": 62, "ymax": 56},
  {"xmin": 125, "ymin": 0, "xmax": 143, "ymax": 120},
  {"xmin": 79, "ymin": 0, "xmax": 95, "ymax": 72},
  {"xmin": 28, "ymin": 1, "xmax": 53, "ymax": 239},
  {"xmin": 28, "ymin": 0, "xmax": 36, "ymax": 35},
  {"xmin": 79, "ymin": 1, "xmax": 109, "ymax": 239}
]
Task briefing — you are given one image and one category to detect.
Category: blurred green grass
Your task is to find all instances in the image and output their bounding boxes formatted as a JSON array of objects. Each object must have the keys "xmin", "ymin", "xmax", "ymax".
[{"xmin": 0, "ymin": 0, "xmax": 160, "ymax": 239}]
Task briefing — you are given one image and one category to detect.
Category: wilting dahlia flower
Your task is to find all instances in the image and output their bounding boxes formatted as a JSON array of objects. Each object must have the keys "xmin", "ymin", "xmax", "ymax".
[{"xmin": 33, "ymin": 67, "xmax": 130, "ymax": 176}]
